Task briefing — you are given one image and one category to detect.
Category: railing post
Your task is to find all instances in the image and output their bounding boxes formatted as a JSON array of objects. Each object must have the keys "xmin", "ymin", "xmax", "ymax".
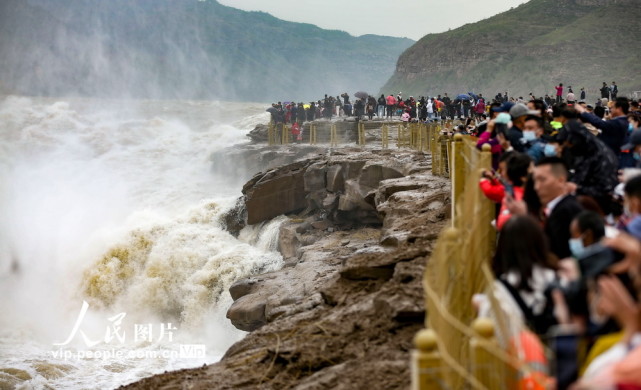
[
  {"xmin": 470, "ymin": 318, "xmax": 507, "ymax": 389},
  {"xmin": 330, "ymin": 124, "xmax": 338, "ymax": 147},
  {"xmin": 451, "ymin": 134, "xmax": 465, "ymax": 224},
  {"xmin": 411, "ymin": 329, "xmax": 444, "ymax": 390},
  {"xmin": 480, "ymin": 143, "xmax": 492, "ymax": 170},
  {"xmin": 382, "ymin": 124, "xmax": 389, "ymax": 149},
  {"xmin": 358, "ymin": 122, "xmax": 366, "ymax": 146},
  {"xmin": 268, "ymin": 122, "xmax": 275, "ymax": 146},
  {"xmin": 412, "ymin": 123, "xmax": 418, "ymax": 149},
  {"xmin": 439, "ymin": 135, "xmax": 449, "ymax": 176},
  {"xmin": 282, "ymin": 124, "xmax": 289, "ymax": 145},
  {"xmin": 310, "ymin": 124, "xmax": 317, "ymax": 145},
  {"xmin": 431, "ymin": 126, "xmax": 439, "ymax": 175}
]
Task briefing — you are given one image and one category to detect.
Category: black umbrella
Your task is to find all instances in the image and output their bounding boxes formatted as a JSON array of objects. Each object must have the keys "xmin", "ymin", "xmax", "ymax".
[
  {"xmin": 266, "ymin": 107, "xmax": 278, "ymax": 114},
  {"xmin": 354, "ymin": 91, "xmax": 369, "ymax": 99}
]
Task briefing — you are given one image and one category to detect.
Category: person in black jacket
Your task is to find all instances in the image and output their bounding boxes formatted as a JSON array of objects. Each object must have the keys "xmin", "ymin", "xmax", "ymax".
[
  {"xmin": 600, "ymin": 82, "xmax": 610, "ymax": 100},
  {"xmin": 560, "ymin": 120, "xmax": 619, "ymax": 214},
  {"xmin": 532, "ymin": 157, "xmax": 583, "ymax": 260},
  {"xmin": 307, "ymin": 102, "xmax": 316, "ymax": 121},
  {"xmin": 377, "ymin": 94, "xmax": 386, "ymax": 118},
  {"xmin": 575, "ymin": 97, "xmax": 630, "ymax": 160},
  {"xmin": 442, "ymin": 93, "xmax": 452, "ymax": 118}
]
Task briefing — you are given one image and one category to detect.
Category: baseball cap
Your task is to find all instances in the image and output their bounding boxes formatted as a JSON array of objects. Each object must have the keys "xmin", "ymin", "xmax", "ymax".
[{"xmin": 509, "ymin": 103, "xmax": 539, "ymax": 119}]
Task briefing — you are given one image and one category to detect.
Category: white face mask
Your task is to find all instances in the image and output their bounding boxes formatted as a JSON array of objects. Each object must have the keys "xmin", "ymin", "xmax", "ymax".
[{"xmin": 523, "ymin": 130, "xmax": 536, "ymax": 141}]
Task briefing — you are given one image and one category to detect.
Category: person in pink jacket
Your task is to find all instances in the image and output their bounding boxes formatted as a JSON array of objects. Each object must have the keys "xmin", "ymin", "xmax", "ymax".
[{"xmin": 385, "ymin": 94, "xmax": 396, "ymax": 118}]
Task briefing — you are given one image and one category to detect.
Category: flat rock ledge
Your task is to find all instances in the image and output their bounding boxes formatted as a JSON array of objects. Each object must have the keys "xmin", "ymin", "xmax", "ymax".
[{"xmin": 121, "ymin": 148, "xmax": 450, "ymax": 390}]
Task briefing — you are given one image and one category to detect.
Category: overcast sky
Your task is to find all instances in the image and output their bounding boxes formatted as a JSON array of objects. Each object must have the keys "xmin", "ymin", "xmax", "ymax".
[{"xmin": 217, "ymin": 0, "xmax": 530, "ymax": 41}]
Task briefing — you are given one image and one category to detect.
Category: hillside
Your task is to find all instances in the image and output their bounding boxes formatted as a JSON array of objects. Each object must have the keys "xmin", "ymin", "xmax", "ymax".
[
  {"xmin": 381, "ymin": 0, "xmax": 641, "ymax": 99},
  {"xmin": 0, "ymin": 0, "xmax": 413, "ymax": 102}
]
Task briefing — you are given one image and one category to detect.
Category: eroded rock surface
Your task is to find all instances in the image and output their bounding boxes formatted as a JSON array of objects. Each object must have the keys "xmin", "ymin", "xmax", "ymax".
[{"xmin": 123, "ymin": 148, "xmax": 451, "ymax": 390}]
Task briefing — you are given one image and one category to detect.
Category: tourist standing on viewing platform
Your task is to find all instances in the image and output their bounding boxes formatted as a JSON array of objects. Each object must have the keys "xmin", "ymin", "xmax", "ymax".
[{"xmin": 555, "ymin": 83, "xmax": 564, "ymax": 104}]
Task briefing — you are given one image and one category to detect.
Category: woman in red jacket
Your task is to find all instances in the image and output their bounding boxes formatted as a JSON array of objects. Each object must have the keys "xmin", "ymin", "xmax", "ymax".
[{"xmin": 479, "ymin": 152, "xmax": 532, "ymax": 230}]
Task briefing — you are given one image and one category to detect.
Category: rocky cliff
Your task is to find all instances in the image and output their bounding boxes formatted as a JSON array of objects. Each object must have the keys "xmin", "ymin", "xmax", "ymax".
[
  {"xmin": 121, "ymin": 147, "xmax": 451, "ymax": 389},
  {"xmin": 381, "ymin": 0, "xmax": 641, "ymax": 99}
]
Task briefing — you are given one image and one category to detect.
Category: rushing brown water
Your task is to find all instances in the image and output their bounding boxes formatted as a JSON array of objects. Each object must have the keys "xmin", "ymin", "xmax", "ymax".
[{"xmin": 0, "ymin": 96, "xmax": 286, "ymax": 389}]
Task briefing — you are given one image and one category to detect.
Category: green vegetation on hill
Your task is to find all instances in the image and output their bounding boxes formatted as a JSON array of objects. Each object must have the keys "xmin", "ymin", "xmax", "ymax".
[
  {"xmin": 381, "ymin": 0, "xmax": 641, "ymax": 99},
  {"xmin": 0, "ymin": 0, "xmax": 413, "ymax": 101}
]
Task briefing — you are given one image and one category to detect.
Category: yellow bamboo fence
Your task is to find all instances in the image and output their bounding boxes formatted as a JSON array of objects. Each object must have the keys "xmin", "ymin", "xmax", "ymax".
[{"xmin": 411, "ymin": 134, "xmax": 519, "ymax": 389}]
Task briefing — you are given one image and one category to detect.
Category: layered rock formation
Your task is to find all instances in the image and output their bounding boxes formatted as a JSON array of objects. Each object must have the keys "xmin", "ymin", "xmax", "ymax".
[
  {"xmin": 241, "ymin": 150, "xmax": 416, "ymax": 226},
  {"xmin": 122, "ymin": 147, "xmax": 451, "ymax": 389}
]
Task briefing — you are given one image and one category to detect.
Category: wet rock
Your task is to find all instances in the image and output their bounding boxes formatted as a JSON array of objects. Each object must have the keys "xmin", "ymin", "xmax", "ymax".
[
  {"xmin": 321, "ymin": 193, "xmax": 338, "ymax": 210},
  {"xmin": 310, "ymin": 219, "xmax": 332, "ymax": 230},
  {"xmin": 229, "ymin": 277, "xmax": 260, "ymax": 300},
  {"xmin": 122, "ymin": 144, "xmax": 453, "ymax": 390},
  {"xmin": 243, "ymin": 161, "xmax": 311, "ymax": 225},
  {"xmin": 341, "ymin": 160, "xmax": 366, "ymax": 180},
  {"xmin": 225, "ymin": 294, "xmax": 267, "ymax": 331},
  {"xmin": 219, "ymin": 197, "xmax": 247, "ymax": 237},
  {"xmin": 295, "ymin": 221, "xmax": 313, "ymax": 234},
  {"xmin": 340, "ymin": 253, "xmax": 396, "ymax": 281},
  {"xmin": 358, "ymin": 163, "xmax": 405, "ymax": 194},
  {"xmin": 373, "ymin": 289, "xmax": 425, "ymax": 322},
  {"xmin": 325, "ymin": 164, "xmax": 344, "ymax": 192},
  {"xmin": 278, "ymin": 224, "xmax": 301, "ymax": 259},
  {"xmin": 246, "ymin": 124, "xmax": 268, "ymax": 142},
  {"xmin": 303, "ymin": 162, "xmax": 327, "ymax": 192},
  {"xmin": 338, "ymin": 180, "xmax": 375, "ymax": 212},
  {"xmin": 307, "ymin": 189, "xmax": 328, "ymax": 210}
]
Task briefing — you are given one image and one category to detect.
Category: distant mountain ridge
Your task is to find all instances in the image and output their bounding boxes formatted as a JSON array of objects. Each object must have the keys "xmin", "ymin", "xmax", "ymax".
[
  {"xmin": 381, "ymin": 0, "xmax": 641, "ymax": 99},
  {"xmin": 0, "ymin": 0, "xmax": 413, "ymax": 101}
]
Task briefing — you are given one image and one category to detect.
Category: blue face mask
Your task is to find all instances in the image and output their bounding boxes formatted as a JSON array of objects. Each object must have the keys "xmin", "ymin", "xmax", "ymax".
[
  {"xmin": 569, "ymin": 237, "xmax": 585, "ymax": 258},
  {"xmin": 630, "ymin": 123, "xmax": 636, "ymax": 133},
  {"xmin": 523, "ymin": 131, "xmax": 536, "ymax": 142},
  {"xmin": 634, "ymin": 152, "xmax": 641, "ymax": 161},
  {"xmin": 544, "ymin": 144, "xmax": 557, "ymax": 157}
]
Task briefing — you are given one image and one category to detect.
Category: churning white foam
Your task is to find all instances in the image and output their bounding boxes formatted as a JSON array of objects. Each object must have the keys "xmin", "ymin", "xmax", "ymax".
[{"xmin": 0, "ymin": 96, "xmax": 282, "ymax": 389}]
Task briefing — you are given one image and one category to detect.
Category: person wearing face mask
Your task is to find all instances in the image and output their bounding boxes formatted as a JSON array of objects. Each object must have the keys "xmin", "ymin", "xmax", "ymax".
[
  {"xmin": 523, "ymin": 115, "xmax": 549, "ymax": 163},
  {"xmin": 531, "ymin": 157, "xmax": 584, "ymax": 260},
  {"xmin": 621, "ymin": 175, "xmax": 641, "ymax": 240},
  {"xmin": 569, "ymin": 211, "xmax": 607, "ymax": 260},
  {"xmin": 507, "ymin": 103, "xmax": 540, "ymax": 152},
  {"xmin": 542, "ymin": 138, "xmax": 561, "ymax": 158}
]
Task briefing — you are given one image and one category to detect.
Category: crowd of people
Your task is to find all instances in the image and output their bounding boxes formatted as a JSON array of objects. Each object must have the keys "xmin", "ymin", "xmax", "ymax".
[
  {"xmin": 472, "ymin": 90, "xmax": 641, "ymax": 389},
  {"xmin": 265, "ymin": 85, "xmax": 641, "ymax": 388},
  {"xmin": 267, "ymin": 82, "xmax": 630, "ymax": 127}
]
